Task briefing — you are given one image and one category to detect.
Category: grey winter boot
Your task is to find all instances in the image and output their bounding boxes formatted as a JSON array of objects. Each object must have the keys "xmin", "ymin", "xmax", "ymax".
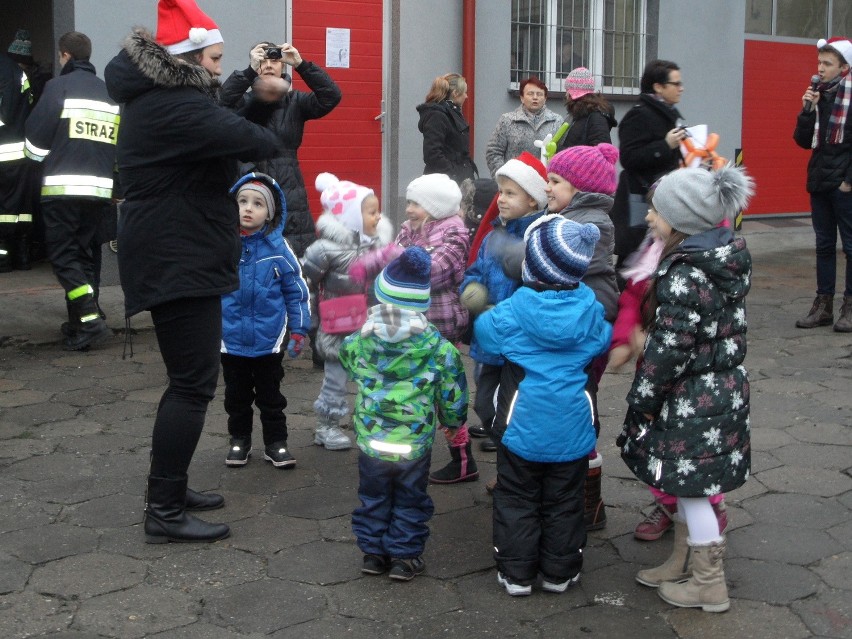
[
  {"xmin": 636, "ymin": 520, "xmax": 691, "ymax": 587},
  {"xmin": 314, "ymin": 414, "xmax": 352, "ymax": 451},
  {"xmin": 796, "ymin": 294, "xmax": 833, "ymax": 328},
  {"xmin": 834, "ymin": 296, "xmax": 852, "ymax": 333},
  {"xmin": 658, "ymin": 537, "xmax": 729, "ymax": 613}
]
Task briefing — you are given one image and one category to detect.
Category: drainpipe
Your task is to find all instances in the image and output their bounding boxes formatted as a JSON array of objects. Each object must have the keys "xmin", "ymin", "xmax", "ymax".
[{"xmin": 462, "ymin": 0, "xmax": 475, "ymax": 157}]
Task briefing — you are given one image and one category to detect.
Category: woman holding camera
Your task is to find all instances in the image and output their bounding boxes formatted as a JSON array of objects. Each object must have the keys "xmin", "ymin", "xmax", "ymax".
[{"xmin": 220, "ymin": 41, "xmax": 342, "ymax": 257}]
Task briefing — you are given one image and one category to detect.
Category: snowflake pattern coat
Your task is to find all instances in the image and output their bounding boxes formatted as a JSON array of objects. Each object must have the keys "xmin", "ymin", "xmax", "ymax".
[{"xmin": 621, "ymin": 228, "xmax": 751, "ymax": 497}]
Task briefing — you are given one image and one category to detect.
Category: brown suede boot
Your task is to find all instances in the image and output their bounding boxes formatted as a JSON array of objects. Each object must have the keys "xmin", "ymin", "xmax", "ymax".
[
  {"xmin": 584, "ymin": 455, "xmax": 606, "ymax": 531},
  {"xmin": 796, "ymin": 294, "xmax": 833, "ymax": 328},
  {"xmin": 834, "ymin": 296, "xmax": 852, "ymax": 333},
  {"xmin": 658, "ymin": 537, "xmax": 729, "ymax": 612},
  {"xmin": 636, "ymin": 520, "xmax": 691, "ymax": 587}
]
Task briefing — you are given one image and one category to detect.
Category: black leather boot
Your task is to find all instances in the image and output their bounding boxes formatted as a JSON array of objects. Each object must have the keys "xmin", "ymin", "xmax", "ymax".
[
  {"xmin": 144, "ymin": 475, "xmax": 230, "ymax": 544},
  {"xmin": 62, "ymin": 317, "xmax": 110, "ymax": 351},
  {"xmin": 185, "ymin": 488, "xmax": 225, "ymax": 511}
]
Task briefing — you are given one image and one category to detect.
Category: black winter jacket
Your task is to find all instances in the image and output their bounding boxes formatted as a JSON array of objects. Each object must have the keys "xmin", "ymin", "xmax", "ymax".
[
  {"xmin": 793, "ymin": 91, "xmax": 852, "ymax": 193},
  {"xmin": 416, "ymin": 100, "xmax": 477, "ymax": 184},
  {"xmin": 556, "ymin": 109, "xmax": 617, "ymax": 151},
  {"xmin": 24, "ymin": 60, "xmax": 118, "ymax": 201},
  {"xmin": 611, "ymin": 94, "xmax": 683, "ymax": 257},
  {"xmin": 220, "ymin": 62, "xmax": 341, "ymax": 256},
  {"xmin": 104, "ymin": 30, "xmax": 280, "ymax": 317},
  {"xmin": 0, "ymin": 53, "xmax": 31, "ymax": 211}
]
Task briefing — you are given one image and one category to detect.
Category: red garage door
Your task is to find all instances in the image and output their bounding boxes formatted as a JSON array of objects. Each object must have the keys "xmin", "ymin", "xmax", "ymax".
[{"xmin": 293, "ymin": 0, "xmax": 384, "ymax": 219}]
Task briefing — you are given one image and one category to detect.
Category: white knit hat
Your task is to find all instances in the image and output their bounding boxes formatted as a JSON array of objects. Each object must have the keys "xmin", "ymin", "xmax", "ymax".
[
  {"xmin": 406, "ymin": 174, "xmax": 462, "ymax": 220},
  {"xmin": 495, "ymin": 152, "xmax": 548, "ymax": 208}
]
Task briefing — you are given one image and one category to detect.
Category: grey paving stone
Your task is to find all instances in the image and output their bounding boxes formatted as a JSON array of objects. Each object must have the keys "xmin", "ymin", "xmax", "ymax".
[
  {"xmin": 30, "ymin": 418, "xmax": 105, "ymax": 439},
  {"xmin": 0, "ymin": 499, "xmax": 60, "ymax": 532},
  {"xmin": 218, "ymin": 459, "xmax": 319, "ymax": 496},
  {"xmin": 1, "ymin": 400, "xmax": 79, "ymax": 426},
  {"xmin": 665, "ymin": 599, "xmax": 811, "ymax": 639},
  {"xmin": 150, "ymin": 623, "xmax": 269, "ymax": 638},
  {"xmin": 331, "ymin": 575, "xmax": 460, "ymax": 624},
  {"xmin": 786, "ymin": 422, "xmax": 852, "ymax": 446},
  {"xmin": 0, "ymin": 551, "xmax": 32, "ymax": 594},
  {"xmin": 790, "ymin": 587, "xmax": 852, "ymax": 638},
  {"xmin": 1, "ymin": 522, "xmax": 99, "ymax": 563},
  {"xmin": 196, "ymin": 491, "xmax": 268, "ymax": 524},
  {"xmin": 27, "ymin": 473, "xmax": 139, "ymax": 506},
  {"xmin": 28, "ymin": 553, "xmax": 146, "ymax": 598},
  {"xmin": 726, "ymin": 557, "xmax": 820, "ymax": 604},
  {"xmin": 226, "ymin": 514, "xmax": 319, "ymax": 554},
  {"xmin": 61, "ymin": 493, "xmax": 144, "ymax": 528},
  {"xmin": 97, "ymin": 525, "xmax": 199, "ymax": 561},
  {"xmin": 774, "ymin": 443, "xmax": 852, "ymax": 470},
  {"xmin": 271, "ymin": 616, "xmax": 394, "ymax": 639},
  {"xmin": 203, "ymin": 578, "xmax": 326, "ymax": 634},
  {"xmin": 751, "ymin": 450, "xmax": 784, "ymax": 473},
  {"xmin": 741, "ymin": 493, "xmax": 850, "ymax": 530},
  {"xmin": 757, "ymin": 465, "xmax": 852, "ymax": 497},
  {"xmin": 53, "ymin": 387, "xmax": 122, "ymax": 409},
  {"xmin": 0, "ymin": 591, "xmax": 76, "ymax": 637},
  {"xmin": 0, "ymin": 437, "xmax": 57, "ymax": 461},
  {"xmin": 148, "ymin": 547, "xmax": 266, "ymax": 592},
  {"xmin": 0, "ymin": 388, "xmax": 51, "ymax": 407},
  {"xmin": 423, "ymin": 535, "xmax": 493, "ymax": 579},
  {"xmin": 399, "ymin": 608, "xmax": 542, "ymax": 639},
  {"xmin": 82, "ymin": 401, "xmax": 156, "ymax": 426},
  {"xmin": 268, "ymin": 539, "xmax": 360, "ymax": 585},
  {"xmin": 0, "ymin": 417, "xmax": 29, "ymax": 439},
  {"xmin": 269, "ymin": 484, "xmax": 359, "ymax": 520},
  {"xmin": 827, "ymin": 519, "xmax": 852, "ymax": 550},
  {"xmin": 728, "ymin": 524, "xmax": 843, "ymax": 565},
  {"xmin": 749, "ymin": 427, "xmax": 797, "ymax": 451},
  {"xmin": 813, "ymin": 552, "xmax": 852, "ymax": 591},
  {"xmin": 72, "ymin": 585, "xmax": 200, "ymax": 638},
  {"xmin": 539, "ymin": 604, "xmax": 678, "ymax": 638},
  {"xmin": 318, "ymin": 514, "xmax": 356, "ymax": 543}
]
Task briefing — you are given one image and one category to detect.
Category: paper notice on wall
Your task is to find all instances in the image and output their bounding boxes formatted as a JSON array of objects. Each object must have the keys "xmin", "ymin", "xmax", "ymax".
[{"xmin": 326, "ymin": 28, "xmax": 350, "ymax": 68}]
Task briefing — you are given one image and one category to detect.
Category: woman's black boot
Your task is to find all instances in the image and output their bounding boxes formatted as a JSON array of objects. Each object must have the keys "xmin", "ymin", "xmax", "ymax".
[{"xmin": 144, "ymin": 475, "xmax": 230, "ymax": 544}]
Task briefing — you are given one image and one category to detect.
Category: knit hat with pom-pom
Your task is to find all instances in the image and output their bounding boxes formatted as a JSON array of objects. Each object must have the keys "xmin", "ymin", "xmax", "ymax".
[
  {"xmin": 523, "ymin": 214, "xmax": 600, "ymax": 287},
  {"xmin": 547, "ymin": 143, "xmax": 619, "ymax": 195},
  {"xmin": 652, "ymin": 165, "xmax": 755, "ymax": 236},
  {"xmin": 374, "ymin": 246, "xmax": 432, "ymax": 312},
  {"xmin": 315, "ymin": 172, "xmax": 375, "ymax": 235}
]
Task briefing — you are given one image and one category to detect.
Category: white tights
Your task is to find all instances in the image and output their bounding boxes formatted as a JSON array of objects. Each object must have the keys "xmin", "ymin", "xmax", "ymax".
[{"xmin": 677, "ymin": 497, "xmax": 723, "ymax": 545}]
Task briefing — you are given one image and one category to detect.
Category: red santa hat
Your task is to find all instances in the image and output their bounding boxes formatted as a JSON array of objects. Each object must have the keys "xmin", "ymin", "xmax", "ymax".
[
  {"xmin": 817, "ymin": 37, "xmax": 852, "ymax": 65},
  {"xmin": 157, "ymin": 0, "xmax": 223, "ymax": 55},
  {"xmin": 495, "ymin": 151, "xmax": 549, "ymax": 208}
]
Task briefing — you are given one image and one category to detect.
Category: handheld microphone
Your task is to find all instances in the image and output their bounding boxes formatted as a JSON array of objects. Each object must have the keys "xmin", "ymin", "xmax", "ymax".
[{"xmin": 805, "ymin": 74, "xmax": 820, "ymax": 113}]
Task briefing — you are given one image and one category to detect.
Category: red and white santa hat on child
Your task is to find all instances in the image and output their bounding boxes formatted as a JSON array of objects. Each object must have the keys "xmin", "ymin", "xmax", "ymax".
[
  {"xmin": 495, "ymin": 151, "xmax": 549, "ymax": 209},
  {"xmin": 817, "ymin": 37, "xmax": 852, "ymax": 65},
  {"xmin": 157, "ymin": 0, "xmax": 223, "ymax": 55}
]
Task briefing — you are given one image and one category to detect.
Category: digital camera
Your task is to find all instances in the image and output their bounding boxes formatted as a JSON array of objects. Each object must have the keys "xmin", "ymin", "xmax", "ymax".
[{"xmin": 264, "ymin": 46, "xmax": 282, "ymax": 59}]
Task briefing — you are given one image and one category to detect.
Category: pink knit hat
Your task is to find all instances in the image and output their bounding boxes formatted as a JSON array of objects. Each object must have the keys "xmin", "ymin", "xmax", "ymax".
[
  {"xmin": 547, "ymin": 143, "xmax": 619, "ymax": 195},
  {"xmin": 564, "ymin": 67, "xmax": 595, "ymax": 100}
]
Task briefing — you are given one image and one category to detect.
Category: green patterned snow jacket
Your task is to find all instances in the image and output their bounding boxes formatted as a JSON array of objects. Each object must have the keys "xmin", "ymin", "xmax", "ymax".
[{"xmin": 339, "ymin": 304, "xmax": 469, "ymax": 462}]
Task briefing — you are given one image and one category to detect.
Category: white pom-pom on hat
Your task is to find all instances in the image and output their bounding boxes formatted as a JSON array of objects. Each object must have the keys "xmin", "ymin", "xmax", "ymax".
[
  {"xmin": 189, "ymin": 27, "xmax": 208, "ymax": 44},
  {"xmin": 817, "ymin": 38, "xmax": 827, "ymax": 48},
  {"xmin": 315, "ymin": 172, "xmax": 340, "ymax": 194}
]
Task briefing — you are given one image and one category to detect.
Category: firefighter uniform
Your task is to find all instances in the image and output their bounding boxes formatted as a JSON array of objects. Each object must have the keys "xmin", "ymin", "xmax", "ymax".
[{"xmin": 24, "ymin": 58, "xmax": 119, "ymax": 349}]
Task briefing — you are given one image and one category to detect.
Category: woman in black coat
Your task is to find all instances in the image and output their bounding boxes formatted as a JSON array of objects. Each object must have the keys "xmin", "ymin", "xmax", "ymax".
[
  {"xmin": 105, "ymin": 11, "xmax": 280, "ymax": 545},
  {"xmin": 220, "ymin": 41, "xmax": 342, "ymax": 257},
  {"xmin": 556, "ymin": 67, "xmax": 617, "ymax": 151},
  {"xmin": 611, "ymin": 59, "xmax": 688, "ymax": 265},
  {"xmin": 416, "ymin": 73, "xmax": 477, "ymax": 184}
]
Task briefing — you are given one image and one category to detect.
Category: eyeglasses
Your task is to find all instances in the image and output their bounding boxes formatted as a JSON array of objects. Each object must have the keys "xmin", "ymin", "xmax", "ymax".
[{"xmin": 664, "ymin": 81, "xmax": 684, "ymax": 87}]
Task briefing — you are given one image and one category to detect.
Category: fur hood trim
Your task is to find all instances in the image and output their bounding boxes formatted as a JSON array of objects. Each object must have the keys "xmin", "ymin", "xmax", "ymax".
[
  {"xmin": 316, "ymin": 211, "xmax": 394, "ymax": 246},
  {"xmin": 123, "ymin": 28, "xmax": 216, "ymax": 92}
]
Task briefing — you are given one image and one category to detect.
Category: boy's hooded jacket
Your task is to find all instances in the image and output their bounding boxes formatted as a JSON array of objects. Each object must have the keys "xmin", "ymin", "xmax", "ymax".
[
  {"xmin": 474, "ymin": 284, "xmax": 612, "ymax": 463},
  {"xmin": 339, "ymin": 304, "xmax": 469, "ymax": 462},
  {"xmin": 621, "ymin": 229, "xmax": 751, "ymax": 497},
  {"xmin": 104, "ymin": 30, "xmax": 280, "ymax": 317}
]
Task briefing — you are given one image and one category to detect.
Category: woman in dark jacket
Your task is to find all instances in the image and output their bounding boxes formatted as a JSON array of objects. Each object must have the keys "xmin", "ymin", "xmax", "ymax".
[
  {"xmin": 611, "ymin": 60, "xmax": 688, "ymax": 265},
  {"xmin": 416, "ymin": 73, "xmax": 477, "ymax": 184},
  {"xmin": 105, "ymin": 4, "xmax": 280, "ymax": 545},
  {"xmin": 220, "ymin": 41, "xmax": 342, "ymax": 256},
  {"xmin": 556, "ymin": 66, "xmax": 617, "ymax": 151}
]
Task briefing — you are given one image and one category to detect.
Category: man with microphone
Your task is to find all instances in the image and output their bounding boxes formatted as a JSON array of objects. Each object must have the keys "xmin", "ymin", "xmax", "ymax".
[{"xmin": 793, "ymin": 37, "xmax": 852, "ymax": 333}]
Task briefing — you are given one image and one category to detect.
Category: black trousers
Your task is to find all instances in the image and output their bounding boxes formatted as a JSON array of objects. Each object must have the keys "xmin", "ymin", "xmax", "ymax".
[
  {"xmin": 149, "ymin": 296, "xmax": 222, "ymax": 480},
  {"xmin": 42, "ymin": 199, "xmax": 106, "ymax": 301},
  {"xmin": 221, "ymin": 352, "xmax": 288, "ymax": 445},
  {"xmin": 493, "ymin": 443, "xmax": 587, "ymax": 584},
  {"xmin": 473, "ymin": 362, "xmax": 502, "ymax": 444}
]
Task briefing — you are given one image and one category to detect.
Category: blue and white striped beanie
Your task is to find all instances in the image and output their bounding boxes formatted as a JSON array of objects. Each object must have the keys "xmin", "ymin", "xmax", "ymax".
[
  {"xmin": 522, "ymin": 214, "xmax": 599, "ymax": 287},
  {"xmin": 374, "ymin": 246, "xmax": 432, "ymax": 312}
]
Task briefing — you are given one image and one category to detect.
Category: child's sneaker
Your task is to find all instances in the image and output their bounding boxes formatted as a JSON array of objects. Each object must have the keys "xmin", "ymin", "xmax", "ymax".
[
  {"xmin": 225, "ymin": 438, "xmax": 251, "ymax": 467},
  {"xmin": 263, "ymin": 441, "xmax": 296, "ymax": 468},
  {"xmin": 540, "ymin": 572, "xmax": 580, "ymax": 593},
  {"xmin": 634, "ymin": 501, "xmax": 676, "ymax": 540},
  {"xmin": 361, "ymin": 554, "xmax": 389, "ymax": 575},
  {"xmin": 388, "ymin": 557, "xmax": 425, "ymax": 581},
  {"xmin": 497, "ymin": 572, "xmax": 532, "ymax": 596}
]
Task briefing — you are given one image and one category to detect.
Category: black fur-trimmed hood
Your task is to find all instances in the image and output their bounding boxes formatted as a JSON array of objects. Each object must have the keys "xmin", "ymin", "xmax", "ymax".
[{"xmin": 105, "ymin": 28, "xmax": 216, "ymax": 104}]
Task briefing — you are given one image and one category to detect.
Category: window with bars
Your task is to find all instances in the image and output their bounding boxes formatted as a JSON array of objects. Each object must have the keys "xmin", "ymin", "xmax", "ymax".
[
  {"xmin": 745, "ymin": 0, "xmax": 852, "ymax": 39},
  {"xmin": 511, "ymin": 0, "xmax": 650, "ymax": 96}
]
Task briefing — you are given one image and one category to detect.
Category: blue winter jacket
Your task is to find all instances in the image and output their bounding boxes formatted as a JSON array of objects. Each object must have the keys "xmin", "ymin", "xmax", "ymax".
[
  {"xmin": 461, "ymin": 212, "xmax": 543, "ymax": 365},
  {"xmin": 221, "ymin": 224, "xmax": 311, "ymax": 356},
  {"xmin": 474, "ymin": 284, "xmax": 612, "ymax": 463}
]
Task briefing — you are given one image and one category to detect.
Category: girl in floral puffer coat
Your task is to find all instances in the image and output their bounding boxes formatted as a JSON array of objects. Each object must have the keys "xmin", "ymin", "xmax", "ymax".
[
  {"xmin": 619, "ymin": 165, "xmax": 754, "ymax": 614},
  {"xmin": 301, "ymin": 173, "xmax": 393, "ymax": 451}
]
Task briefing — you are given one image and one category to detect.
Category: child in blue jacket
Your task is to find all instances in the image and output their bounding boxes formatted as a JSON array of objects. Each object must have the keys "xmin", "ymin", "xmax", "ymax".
[
  {"xmin": 221, "ymin": 172, "xmax": 311, "ymax": 469},
  {"xmin": 474, "ymin": 215, "xmax": 612, "ymax": 596}
]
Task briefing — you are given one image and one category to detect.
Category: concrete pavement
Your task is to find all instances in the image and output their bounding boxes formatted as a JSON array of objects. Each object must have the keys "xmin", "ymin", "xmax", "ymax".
[{"xmin": 0, "ymin": 218, "xmax": 851, "ymax": 638}]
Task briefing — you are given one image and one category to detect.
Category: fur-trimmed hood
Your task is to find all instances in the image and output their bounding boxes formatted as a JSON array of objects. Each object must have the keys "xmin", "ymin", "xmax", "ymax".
[
  {"xmin": 105, "ymin": 28, "xmax": 216, "ymax": 104},
  {"xmin": 315, "ymin": 210, "xmax": 394, "ymax": 247}
]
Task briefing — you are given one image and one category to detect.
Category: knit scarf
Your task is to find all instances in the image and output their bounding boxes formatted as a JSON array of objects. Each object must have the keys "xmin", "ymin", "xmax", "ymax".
[{"xmin": 812, "ymin": 69, "xmax": 851, "ymax": 148}]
